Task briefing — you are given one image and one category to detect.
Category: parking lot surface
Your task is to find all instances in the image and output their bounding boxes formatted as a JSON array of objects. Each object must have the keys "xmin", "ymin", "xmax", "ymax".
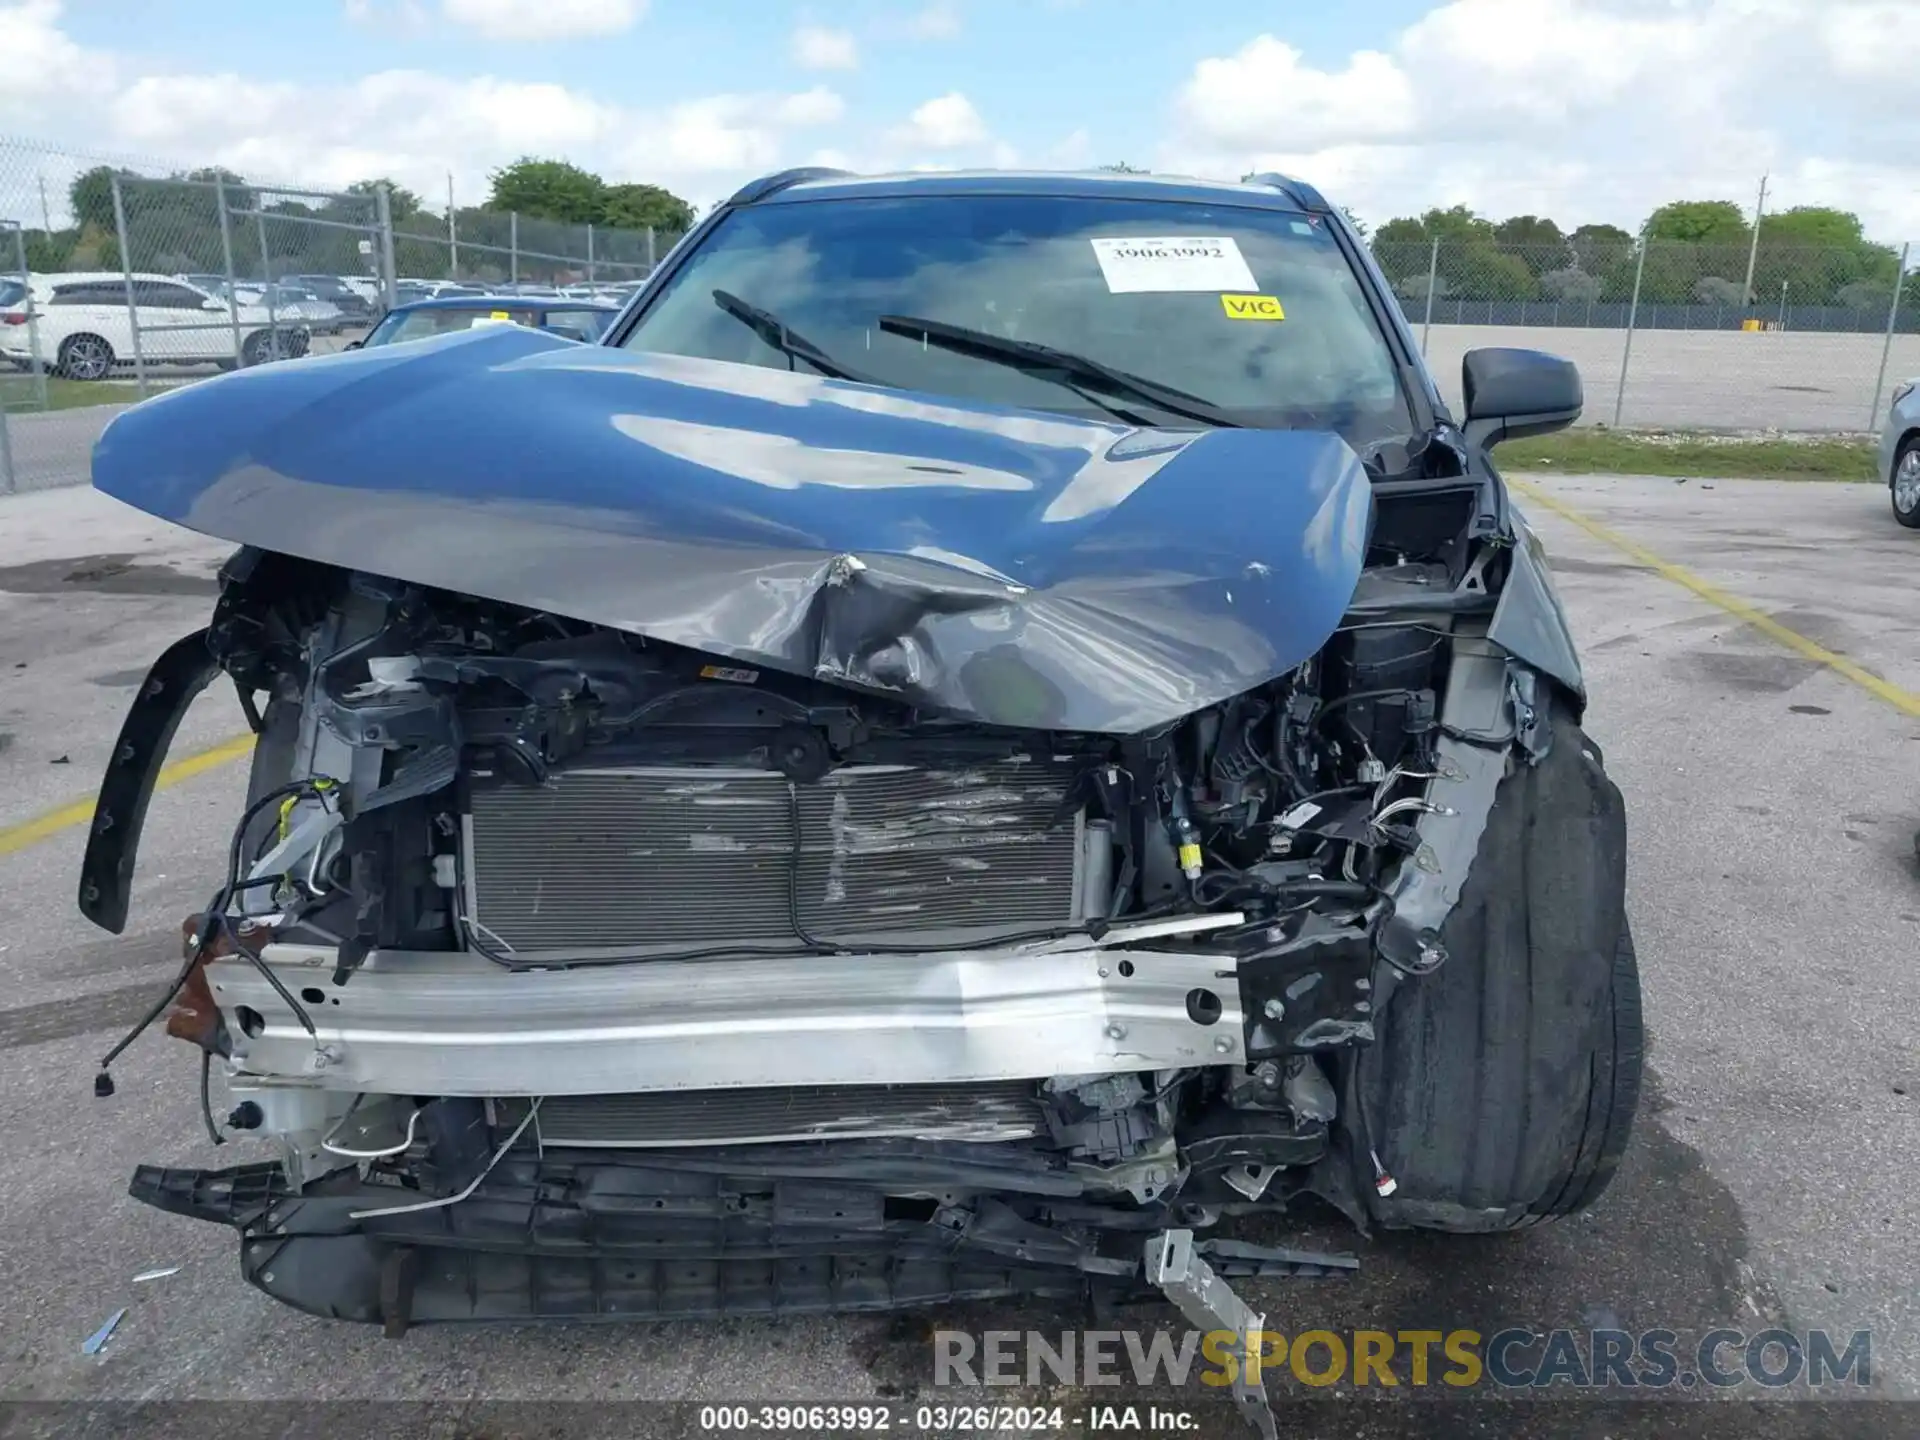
[{"xmin": 0, "ymin": 475, "xmax": 1915, "ymax": 1437}]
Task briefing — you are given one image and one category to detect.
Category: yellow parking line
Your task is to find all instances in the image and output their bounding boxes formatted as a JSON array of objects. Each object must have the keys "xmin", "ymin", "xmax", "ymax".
[
  {"xmin": 1511, "ymin": 478, "xmax": 1920, "ymax": 718},
  {"xmin": 0, "ymin": 734, "xmax": 255, "ymax": 859}
]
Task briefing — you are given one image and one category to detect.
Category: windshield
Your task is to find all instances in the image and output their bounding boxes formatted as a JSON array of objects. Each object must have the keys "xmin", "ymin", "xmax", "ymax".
[
  {"xmin": 365, "ymin": 306, "xmax": 534, "ymax": 346},
  {"xmin": 618, "ymin": 193, "xmax": 1413, "ymax": 447}
]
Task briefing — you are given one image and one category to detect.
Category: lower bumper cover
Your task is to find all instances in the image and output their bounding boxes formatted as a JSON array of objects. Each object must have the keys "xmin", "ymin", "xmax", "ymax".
[{"xmin": 131, "ymin": 1150, "xmax": 1354, "ymax": 1330}]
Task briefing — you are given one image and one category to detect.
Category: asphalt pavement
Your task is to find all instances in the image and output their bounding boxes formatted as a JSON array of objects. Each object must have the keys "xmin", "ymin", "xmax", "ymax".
[{"xmin": 0, "ymin": 476, "xmax": 1915, "ymax": 1438}]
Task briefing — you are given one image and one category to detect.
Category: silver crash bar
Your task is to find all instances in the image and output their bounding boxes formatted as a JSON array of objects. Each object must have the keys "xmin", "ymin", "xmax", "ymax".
[{"xmin": 209, "ymin": 922, "xmax": 1249, "ymax": 1096}]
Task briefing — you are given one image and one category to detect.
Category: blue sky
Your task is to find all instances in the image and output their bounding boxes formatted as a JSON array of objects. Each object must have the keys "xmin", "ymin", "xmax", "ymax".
[{"xmin": 8, "ymin": 1, "xmax": 1915, "ymax": 240}]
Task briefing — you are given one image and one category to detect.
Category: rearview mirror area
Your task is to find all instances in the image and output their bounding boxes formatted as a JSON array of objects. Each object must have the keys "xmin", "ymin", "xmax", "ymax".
[{"xmin": 1460, "ymin": 347, "xmax": 1582, "ymax": 449}]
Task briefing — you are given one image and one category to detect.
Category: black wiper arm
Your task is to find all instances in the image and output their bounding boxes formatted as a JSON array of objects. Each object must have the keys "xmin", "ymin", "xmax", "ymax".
[
  {"xmin": 712, "ymin": 290, "xmax": 877, "ymax": 384},
  {"xmin": 877, "ymin": 313, "xmax": 1241, "ymax": 428}
]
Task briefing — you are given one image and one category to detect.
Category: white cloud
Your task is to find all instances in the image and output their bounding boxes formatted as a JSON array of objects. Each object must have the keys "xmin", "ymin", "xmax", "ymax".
[
  {"xmin": 441, "ymin": 0, "xmax": 644, "ymax": 41},
  {"xmin": 792, "ymin": 24, "xmax": 859, "ymax": 71},
  {"xmin": 1, "ymin": 0, "xmax": 104, "ymax": 129},
  {"xmin": 908, "ymin": 2, "xmax": 962, "ymax": 40},
  {"xmin": 1163, "ymin": 0, "xmax": 1920, "ymax": 242},
  {"xmin": 775, "ymin": 87, "xmax": 847, "ymax": 126},
  {"xmin": 896, "ymin": 92, "xmax": 988, "ymax": 150},
  {"xmin": 1, "ymin": 0, "xmax": 843, "ymax": 220},
  {"xmin": 1178, "ymin": 39, "xmax": 1413, "ymax": 152}
]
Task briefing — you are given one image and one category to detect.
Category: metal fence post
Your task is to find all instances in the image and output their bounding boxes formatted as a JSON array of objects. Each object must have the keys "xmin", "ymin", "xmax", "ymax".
[
  {"xmin": 1420, "ymin": 237, "xmax": 1438, "ymax": 356},
  {"xmin": 449, "ymin": 206, "xmax": 459, "ymax": 280},
  {"xmin": 1867, "ymin": 241, "xmax": 1910, "ymax": 429},
  {"xmin": 586, "ymin": 223, "xmax": 595, "ymax": 284},
  {"xmin": 375, "ymin": 185, "xmax": 398, "ymax": 312},
  {"xmin": 254, "ymin": 205, "xmax": 279, "ymax": 362},
  {"xmin": 1613, "ymin": 231, "xmax": 1648, "ymax": 428},
  {"xmin": 10, "ymin": 221, "xmax": 47, "ymax": 410},
  {"xmin": 646, "ymin": 226, "xmax": 656, "ymax": 271},
  {"xmin": 109, "ymin": 173, "xmax": 149, "ymax": 398},
  {"xmin": 510, "ymin": 212, "xmax": 520, "ymax": 284},
  {"xmin": 0, "ymin": 388, "xmax": 13, "ymax": 494},
  {"xmin": 214, "ymin": 177, "xmax": 243, "ymax": 367}
]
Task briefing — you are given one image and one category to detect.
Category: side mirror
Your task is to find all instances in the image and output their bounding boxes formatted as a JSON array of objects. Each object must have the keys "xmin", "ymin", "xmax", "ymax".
[
  {"xmin": 1461, "ymin": 348, "xmax": 1582, "ymax": 449},
  {"xmin": 344, "ymin": 339, "xmax": 363, "ymax": 350},
  {"xmin": 203, "ymin": 299, "xmax": 226, "ymax": 311}
]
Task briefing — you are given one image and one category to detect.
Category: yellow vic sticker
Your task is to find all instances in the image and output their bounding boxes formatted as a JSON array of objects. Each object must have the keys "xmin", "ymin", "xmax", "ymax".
[
  {"xmin": 489, "ymin": 309, "xmax": 511, "ymax": 320},
  {"xmin": 1221, "ymin": 294, "xmax": 1285, "ymax": 321}
]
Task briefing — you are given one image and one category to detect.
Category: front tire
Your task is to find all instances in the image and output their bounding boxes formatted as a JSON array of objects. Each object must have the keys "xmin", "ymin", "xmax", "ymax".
[
  {"xmin": 56, "ymin": 333, "xmax": 115, "ymax": 381},
  {"xmin": 1892, "ymin": 438, "xmax": 1920, "ymax": 529},
  {"xmin": 1353, "ymin": 700, "xmax": 1642, "ymax": 1231}
]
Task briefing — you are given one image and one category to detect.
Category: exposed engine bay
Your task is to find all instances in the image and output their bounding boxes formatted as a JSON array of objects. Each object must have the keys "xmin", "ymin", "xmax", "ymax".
[{"xmin": 86, "ymin": 467, "xmax": 1569, "ymax": 1357}]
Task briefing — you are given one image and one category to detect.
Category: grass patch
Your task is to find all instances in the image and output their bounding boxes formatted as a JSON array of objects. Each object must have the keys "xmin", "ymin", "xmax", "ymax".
[
  {"xmin": 1, "ymin": 375, "xmax": 152, "ymax": 412},
  {"xmin": 1499, "ymin": 428, "xmax": 1879, "ymax": 482}
]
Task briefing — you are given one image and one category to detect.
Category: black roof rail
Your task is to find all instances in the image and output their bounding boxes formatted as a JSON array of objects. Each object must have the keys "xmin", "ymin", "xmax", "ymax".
[
  {"xmin": 725, "ymin": 167, "xmax": 852, "ymax": 207},
  {"xmin": 1242, "ymin": 171, "xmax": 1331, "ymax": 213}
]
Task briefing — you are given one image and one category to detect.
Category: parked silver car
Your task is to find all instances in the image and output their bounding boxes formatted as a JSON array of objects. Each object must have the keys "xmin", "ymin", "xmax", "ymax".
[{"xmin": 1881, "ymin": 376, "xmax": 1920, "ymax": 527}]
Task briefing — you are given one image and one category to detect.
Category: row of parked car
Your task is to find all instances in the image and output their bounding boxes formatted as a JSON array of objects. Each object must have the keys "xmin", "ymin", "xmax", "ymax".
[{"xmin": 0, "ymin": 270, "xmax": 636, "ymax": 380}]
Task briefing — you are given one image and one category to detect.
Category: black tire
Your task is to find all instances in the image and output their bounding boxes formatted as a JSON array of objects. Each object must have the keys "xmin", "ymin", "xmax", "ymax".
[
  {"xmin": 1891, "ymin": 436, "xmax": 1920, "ymax": 529},
  {"xmin": 1354, "ymin": 700, "xmax": 1642, "ymax": 1231},
  {"xmin": 55, "ymin": 332, "xmax": 116, "ymax": 381}
]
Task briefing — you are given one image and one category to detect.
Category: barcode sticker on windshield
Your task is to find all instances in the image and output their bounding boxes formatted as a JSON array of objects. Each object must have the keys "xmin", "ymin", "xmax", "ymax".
[{"xmin": 1089, "ymin": 236, "xmax": 1257, "ymax": 293}]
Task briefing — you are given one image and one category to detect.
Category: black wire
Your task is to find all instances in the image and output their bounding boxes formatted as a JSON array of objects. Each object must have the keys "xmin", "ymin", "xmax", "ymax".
[
  {"xmin": 199, "ymin": 1049, "xmax": 225, "ymax": 1145},
  {"xmin": 1313, "ymin": 688, "xmax": 1415, "ymax": 731},
  {"xmin": 785, "ymin": 781, "xmax": 840, "ymax": 953},
  {"xmin": 95, "ymin": 779, "xmax": 329, "ymax": 1084}
]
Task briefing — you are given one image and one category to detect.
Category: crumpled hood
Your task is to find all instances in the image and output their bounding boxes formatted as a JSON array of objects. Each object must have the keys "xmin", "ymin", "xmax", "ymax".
[{"xmin": 92, "ymin": 327, "xmax": 1372, "ymax": 732}]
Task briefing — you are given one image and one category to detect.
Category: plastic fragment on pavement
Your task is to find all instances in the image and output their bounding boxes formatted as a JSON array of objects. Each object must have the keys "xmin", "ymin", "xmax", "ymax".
[
  {"xmin": 132, "ymin": 1266, "xmax": 181, "ymax": 1283},
  {"xmin": 81, "ymin": 1308, "xmax": 127, "ymax": 1355}
]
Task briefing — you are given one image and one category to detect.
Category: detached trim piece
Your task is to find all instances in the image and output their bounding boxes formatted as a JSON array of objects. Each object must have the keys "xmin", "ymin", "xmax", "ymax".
[
  {"xmin": 78, "ymin": 628, "xmax": 218, "ymax": 934},
  {"xmin": 211, "ymin": 942, "xmax": 1247, "ymax": 1096}
]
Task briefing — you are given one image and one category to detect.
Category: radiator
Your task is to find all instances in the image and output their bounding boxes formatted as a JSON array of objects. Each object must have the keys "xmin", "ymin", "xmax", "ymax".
[
  {"xmin": 465, "ymin": 759, "xmax": 1087, "ymax": 958},
  {"xmin": 493, "ymin": 1081, "xmax": 1043, "ymax": 1147}
]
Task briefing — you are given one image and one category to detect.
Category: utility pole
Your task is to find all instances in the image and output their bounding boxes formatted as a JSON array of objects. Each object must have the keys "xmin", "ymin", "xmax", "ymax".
[
  {"xmin": 1740, "ymin": 172, "xmax": 1768, "ymax": 309},
  {"xmin": 36, "ymin": 174, "xmax": 51, "ymax": 233},
  {"xmin": 447, "ymin": 171, "xmax": 459, "ymax": 280}
]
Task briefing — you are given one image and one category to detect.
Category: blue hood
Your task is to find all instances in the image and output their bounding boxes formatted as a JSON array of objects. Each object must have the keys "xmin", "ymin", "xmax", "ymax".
[{"xmin": 93, "ymin": 328, "xmax": 1371, "ymax": 732}]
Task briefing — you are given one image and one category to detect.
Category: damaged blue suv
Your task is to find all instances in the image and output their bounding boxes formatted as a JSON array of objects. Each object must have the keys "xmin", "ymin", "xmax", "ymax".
[{"xmin": 82, "ymin": 166, "xmax": 1636, "ymax": 1434}]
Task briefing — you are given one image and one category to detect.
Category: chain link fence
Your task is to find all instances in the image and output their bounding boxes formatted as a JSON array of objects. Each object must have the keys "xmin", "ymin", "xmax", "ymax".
[
  {"xmin": 1370, "ymin": 235, "xmax": 1917, "ymax": 433},
  {"xmin": 8, "ymin": 131, "xmax": 1919, "ymax": 492},
  {"xmin": 1, "ymin": 135, "xmax": 683, "ymax": 494}
]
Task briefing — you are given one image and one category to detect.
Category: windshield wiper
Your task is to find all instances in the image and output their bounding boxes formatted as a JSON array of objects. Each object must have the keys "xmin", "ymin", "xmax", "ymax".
[
  {"xmin": 877, "ymin": 313, "xmax": 1242, "ymax": 429},
  {"xmin": 712, "ymin": 290, "xmax": 877, "ymax": 384}
]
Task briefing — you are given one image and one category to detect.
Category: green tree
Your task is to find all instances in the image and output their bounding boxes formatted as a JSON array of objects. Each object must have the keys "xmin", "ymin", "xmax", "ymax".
[
  {"xmin": 1493, "ymin": 215, "xmax": 1567, "ymax": 277},
  {"xmin": 1750, "ymin": 206, "xmax": 1898, "ymax": 306},
  {"xmin": 1374, "ymin": 216, "xmax": 1428, "ymax": 248},
  {"xmin": 1419, "ymin": 205, "xmax": 1496, "ymax": 245},
  {"xmin": 345, "ymin": 177, "xmax": 424, "ymax": 221},
  {"xmin": 601, "ymin": 182, "xmax": 695, "ymax": 234},
  {"xmin": 1569, "ymin": 222, "xmax": 1633, "ymax": 273},
  {"xmin": 1339, "ymin": 206, "xmax": 1368, "ymax": 240},
  {"xmin": 69, "ymin": 166, "xmax": 138, "ymax": 229},
  {"xmin": 486, "ymin": 157, "xmax": 606, "ymax": 223},
  {"xmin": 1643, "ymin": 199, "xmax": 1749, "ymax": 245}
]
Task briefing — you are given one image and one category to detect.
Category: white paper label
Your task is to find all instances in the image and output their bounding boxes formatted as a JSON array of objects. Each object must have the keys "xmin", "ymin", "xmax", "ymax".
[
  {"xmin": 1277, "ymin": 801, "xmax": 1322, "ymax": 830},
  {"xmin": 1089, "ymin": 236, "xmax": 1258, "ymax": 294}
]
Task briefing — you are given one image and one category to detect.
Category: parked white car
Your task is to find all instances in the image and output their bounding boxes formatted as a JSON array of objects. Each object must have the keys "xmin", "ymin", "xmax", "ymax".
[
  {"xmin": 229, "ymin": 283, "xmax": 345, "ymax": 334},
  {"xmin": 1879, "ymin": 375, "xmax": 1920, "ymax": 528},
  {"xmin": 3, "ymin": 272, "xmax": 309, "ymax": 380}
]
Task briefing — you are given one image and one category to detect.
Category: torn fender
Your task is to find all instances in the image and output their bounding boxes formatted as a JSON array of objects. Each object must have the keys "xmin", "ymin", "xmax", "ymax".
[{"xmin": 92, "ymin": 330, "xmax": 1372, "ymax": 732}]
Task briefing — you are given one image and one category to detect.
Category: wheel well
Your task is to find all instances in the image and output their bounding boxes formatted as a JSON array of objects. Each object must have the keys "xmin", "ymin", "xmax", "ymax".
[
  {"xmin": 1896, "ymin": 428, "xmax": 1920, "ymax": 483},
  {"xmin": 59, "ymin": 332, "xmax": 112, "ymax": 353}
]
